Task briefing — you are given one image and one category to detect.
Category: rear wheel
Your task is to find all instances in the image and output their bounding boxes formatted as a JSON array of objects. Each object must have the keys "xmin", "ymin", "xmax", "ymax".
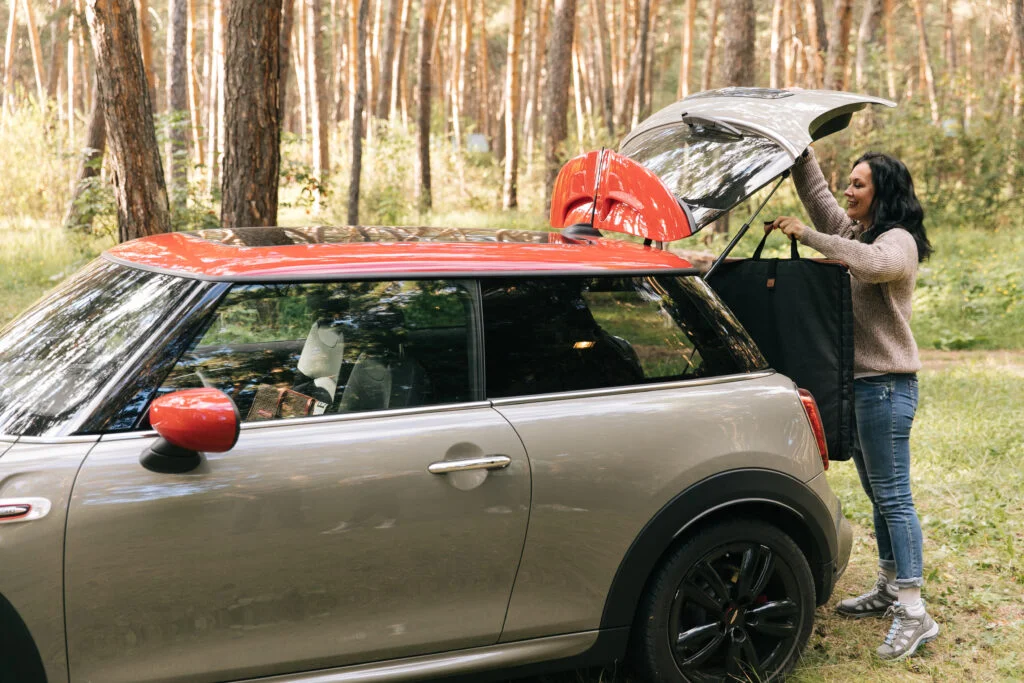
[{"xmin": 634, "ymin": 520, "xmax": 815, "ymax": 682}]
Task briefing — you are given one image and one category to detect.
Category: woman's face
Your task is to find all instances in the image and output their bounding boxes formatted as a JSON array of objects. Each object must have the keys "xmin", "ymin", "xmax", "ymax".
[{"xmin": 844, "ymin": 162, "xmax": 875, "ymax": 225}]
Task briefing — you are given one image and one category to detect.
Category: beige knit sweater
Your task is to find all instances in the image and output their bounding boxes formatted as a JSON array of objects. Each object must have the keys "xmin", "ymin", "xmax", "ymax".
[{"xmin": 791, "ymin": 150, "xmax": 922, "ymax": 375}]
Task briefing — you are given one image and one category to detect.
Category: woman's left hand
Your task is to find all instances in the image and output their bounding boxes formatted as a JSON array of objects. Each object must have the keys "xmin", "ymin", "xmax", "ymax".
[{"xmin": 766, "ymin": 216, "xmax": 809, "ymax": 240}]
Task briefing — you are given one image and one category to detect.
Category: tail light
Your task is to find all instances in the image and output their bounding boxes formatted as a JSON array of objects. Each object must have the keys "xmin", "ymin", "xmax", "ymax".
[{"xmin": 798, "ymin": 388, "xmax": 829, "ymax": 470}]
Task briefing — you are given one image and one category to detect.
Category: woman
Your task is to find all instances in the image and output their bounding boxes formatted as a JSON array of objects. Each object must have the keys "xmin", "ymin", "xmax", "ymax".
[{"xmin": 767, "ymin": 147, "xmax": 938, "ymax": 661}]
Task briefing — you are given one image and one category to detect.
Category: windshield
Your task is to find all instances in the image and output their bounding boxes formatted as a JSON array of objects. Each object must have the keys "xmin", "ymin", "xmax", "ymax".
[
  {"xmin": 620, "ymin": 123, "xmax": 791, "ymax": 227},
  {"xmin": 0, "ymin": 260, "xmax": 197, "ymax": 437}
]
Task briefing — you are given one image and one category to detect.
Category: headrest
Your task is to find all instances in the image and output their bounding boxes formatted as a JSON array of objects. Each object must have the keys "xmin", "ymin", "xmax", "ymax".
[{"xmin": 297, "ymin": 320, "xmax": 345, "ymax": 382}]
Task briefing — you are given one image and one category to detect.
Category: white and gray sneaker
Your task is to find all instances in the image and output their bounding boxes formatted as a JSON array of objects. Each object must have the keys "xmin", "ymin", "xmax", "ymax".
[
  {"xmin": 876, "ymin": 603, "xmax": 940, "ymax": 661},
  {"xmin": 836, "ymin": 571, "xmax": 897, "ymax": 618}
]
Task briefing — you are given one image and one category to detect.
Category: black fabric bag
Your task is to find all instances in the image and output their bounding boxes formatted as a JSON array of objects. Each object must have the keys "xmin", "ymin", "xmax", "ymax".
[{"xmin": 706, "ymin": 232, "xmax": 855, "ymax": 461}]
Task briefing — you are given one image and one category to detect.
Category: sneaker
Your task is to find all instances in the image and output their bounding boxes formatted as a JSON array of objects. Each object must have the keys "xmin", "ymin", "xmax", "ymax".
[
  {"xmin": 876, "ymin": 603, "xmax": 940, "ymax": 661},
  {"xmin": 836, "ymin": 571, "xmax": 896, "ymax": 618}
]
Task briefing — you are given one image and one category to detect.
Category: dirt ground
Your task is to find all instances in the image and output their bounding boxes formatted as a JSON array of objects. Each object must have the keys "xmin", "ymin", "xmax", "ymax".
[{"xmin": 918, "ymin": 349, "xmax": 1024, "ymax": 373}]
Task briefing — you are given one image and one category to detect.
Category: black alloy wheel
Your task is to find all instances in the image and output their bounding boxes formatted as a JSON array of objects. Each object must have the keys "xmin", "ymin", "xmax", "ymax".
[{"xmin": 634, "ymin": 520, "xmax": 815, "ymax": 682}]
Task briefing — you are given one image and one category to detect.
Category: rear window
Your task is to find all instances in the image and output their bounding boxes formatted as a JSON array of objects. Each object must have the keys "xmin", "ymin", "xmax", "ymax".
[{"xmin": 482, "ymin": 275, "xmax": 766, "ymax": 398}]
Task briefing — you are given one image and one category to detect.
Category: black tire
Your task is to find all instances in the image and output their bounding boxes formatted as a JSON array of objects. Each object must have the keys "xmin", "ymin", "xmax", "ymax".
[{"xmin": 633, "ymin": 520, "xmax": 816, "ymax": 682}]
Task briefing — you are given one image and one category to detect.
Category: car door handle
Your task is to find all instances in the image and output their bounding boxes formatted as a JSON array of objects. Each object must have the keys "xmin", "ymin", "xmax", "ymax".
[{"xmin": 427, "ymin": 455, "xmax": 512, "ymax": 474}]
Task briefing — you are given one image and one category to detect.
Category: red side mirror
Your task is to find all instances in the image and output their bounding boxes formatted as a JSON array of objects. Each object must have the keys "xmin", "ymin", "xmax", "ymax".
[{"xmin": 142, "ymin": 388, "xmax": 240, "ymax": 473}]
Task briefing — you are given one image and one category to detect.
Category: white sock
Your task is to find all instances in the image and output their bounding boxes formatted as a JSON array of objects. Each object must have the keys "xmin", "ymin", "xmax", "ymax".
[
  {"xmin": 899, "ymin": 587, "xmax": 924, "ymax": 614},
  {"xmin": 881, "ymin": 566, "xmax": 897, "ymax": 586}
]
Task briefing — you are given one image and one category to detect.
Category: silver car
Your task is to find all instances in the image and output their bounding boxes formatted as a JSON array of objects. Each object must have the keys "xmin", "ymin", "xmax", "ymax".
[{"xmin": 0, "ymin": 89, "xmax": 883, "ymax": 682}]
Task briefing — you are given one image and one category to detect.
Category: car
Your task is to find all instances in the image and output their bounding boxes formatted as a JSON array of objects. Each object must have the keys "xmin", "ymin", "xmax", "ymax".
[{"xmin": 0, "ymin": 88, "xmax": 890, "ymax": 683}]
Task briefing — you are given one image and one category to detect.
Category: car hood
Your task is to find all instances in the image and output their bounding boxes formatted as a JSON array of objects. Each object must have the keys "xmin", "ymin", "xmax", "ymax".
[{"xmin": 618, "ymin": 87, "xmax": 895, "ymax": 230}]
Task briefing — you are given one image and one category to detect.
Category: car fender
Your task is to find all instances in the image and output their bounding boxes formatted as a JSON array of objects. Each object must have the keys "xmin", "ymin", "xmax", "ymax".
[{"xmin": 599, "ymin": 468, "xmax": 836, "ymax": 629}]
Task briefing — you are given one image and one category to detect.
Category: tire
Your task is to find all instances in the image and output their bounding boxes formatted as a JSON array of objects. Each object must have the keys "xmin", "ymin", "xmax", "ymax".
[{"xmin": 632, "ymin": 520, "xmax": 816, "ymax": 682}]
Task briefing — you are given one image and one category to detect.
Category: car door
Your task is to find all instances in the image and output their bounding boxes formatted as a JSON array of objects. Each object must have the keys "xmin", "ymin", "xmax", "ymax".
[{"xmin": 63, "ymin": 279, "xmax": 531, "ymax": 683}]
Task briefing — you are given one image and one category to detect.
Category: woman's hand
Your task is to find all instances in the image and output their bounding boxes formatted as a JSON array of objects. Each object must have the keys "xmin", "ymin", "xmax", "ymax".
[{"xmin": 765, "ymin": 216, "xmax": 809, "ymax": 241}]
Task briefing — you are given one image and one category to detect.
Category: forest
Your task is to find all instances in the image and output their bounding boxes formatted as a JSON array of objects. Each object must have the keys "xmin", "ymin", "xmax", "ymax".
[{"xmin": 2, "ymin": 1, "xmax": 1024, "ymax": 681}]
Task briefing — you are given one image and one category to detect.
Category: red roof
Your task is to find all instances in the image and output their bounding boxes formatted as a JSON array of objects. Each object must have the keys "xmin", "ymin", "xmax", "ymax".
[{"xmin": 103, "ymin": 227, "xmax": 694, "ymax": 280}]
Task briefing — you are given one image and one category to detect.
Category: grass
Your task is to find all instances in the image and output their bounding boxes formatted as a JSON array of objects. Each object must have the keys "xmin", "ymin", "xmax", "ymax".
[{"xmin": 512, "ymin": 357, "xmax": 1024, "ymax": 682}]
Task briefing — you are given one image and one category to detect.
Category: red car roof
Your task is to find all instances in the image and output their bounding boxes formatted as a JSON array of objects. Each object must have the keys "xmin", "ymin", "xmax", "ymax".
[{"xmin": 103, "ymin": 227, "xmax": 694, "ymax": 280}]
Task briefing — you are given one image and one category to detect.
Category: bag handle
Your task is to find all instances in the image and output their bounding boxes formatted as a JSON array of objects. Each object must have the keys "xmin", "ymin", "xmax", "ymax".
[{"xmin": 751, "ymin": 229, "xmax": 800, "ymax": 260}]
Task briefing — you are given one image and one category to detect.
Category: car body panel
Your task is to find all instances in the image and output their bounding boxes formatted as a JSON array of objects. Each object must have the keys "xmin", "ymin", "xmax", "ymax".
[
  {"xmin": 621, "ymin": 88, "xmax": 896, "ymax": 159},
  {"xmin": 548, "ymin": 149, "xmax": 695, "ymax": 242},
  {"xmin": 493, "ymin": 372, "xmax": 822, "ymax": 640},
  {"xmin": 0, "ymin": 438, "xmax": 99, "ymax": 683},
  {"xmin": 103, "ymin": 229, "xmax": 694, "ymax": 281},
  {"xmin": 64, "ymin": 406, "xmax": 530, "ymax": 683}
]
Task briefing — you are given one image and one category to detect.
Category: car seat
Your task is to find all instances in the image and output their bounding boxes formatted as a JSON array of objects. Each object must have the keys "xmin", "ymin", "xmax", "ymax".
[{"xmin": 293, "ymin": 320, "xmax": 345, "ymax": 409}]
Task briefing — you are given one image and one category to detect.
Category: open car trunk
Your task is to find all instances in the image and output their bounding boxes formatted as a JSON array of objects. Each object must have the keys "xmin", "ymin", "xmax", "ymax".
[{"xmin": 550, "ymin": 88, "xmax": 896, "ymax": 462}]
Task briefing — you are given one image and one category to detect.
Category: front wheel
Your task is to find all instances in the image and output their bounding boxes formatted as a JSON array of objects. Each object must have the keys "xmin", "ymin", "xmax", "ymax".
[{"xmin": 633, "ymin": 520, "xmax": 816, "ymax": 682}]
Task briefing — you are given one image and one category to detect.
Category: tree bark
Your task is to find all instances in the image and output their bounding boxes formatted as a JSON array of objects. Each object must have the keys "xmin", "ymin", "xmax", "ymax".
[
  {"xmin": 416, "ymin": 0, "xmax": 438, "ymax": 211},
  {"xmin": 910, "ymin": 0, "xmax": 939, "ymax": 123},
  {"xmin": 1013, "ymin": 0, "xmax": 1024, "ymax": 117},
  {"xmin": 3, "ymin": 0, "xmax": 18, "ymax": 103},
  {"xmin": 524, "ymin": 0, "xmax": 550, "ymax": 162},
  {"xmin": 721, "ymin": 0, "xmax": 755, "ymax": 87},
  {"xmin": 803, "ymin": 0, "xmax": 827, "ymax": 87},
  {"xmin": 542, "ymin": 0, "xmax": 577, "ymax": 206},
  {"xmin": 64, "ymin": 84, "xmax": 107, "ymax": 229},
  {"xmin": 770, "ymin": 0, "xmax": 784, "ymax": 88},
  {"xmin": 390, "ymin": 0, "xmax": 411, "ymax": 121},
  {"xmin": 85, "ymin": 0, "xmax": 171, "ymax": 241},
  {"xmin": 701, "ymin": 0, "xmax": 720, "ymax": 90},
  {"xmin": 279, "ymin": 0, "xmax": 296, "ymax": 126},
  {"xmin": 501, "ymin": 0, "xmax": 525, "ymax": 209},
  {"xmin": 883, "ymin": 0, "xmax": 896, "ymax": 99},
  {"xmin": 21, "ymin": 0, "xmax": 46, "ymax": 102},
  {"xmin": 206, "ymin": 0, "xmax": 224, "ymax": 191},
  {"xmin": 308, "ymin": 0, "xmax": 329, "ymax": 176},
  {"xmin": 137, "ymin": 0, "xmax": 156, "ymax": 103},
  {"xmin": 375, "ymin": 0, "xmax": 400, "ymax": 118},
  {"xmin": 825, "ymin": 0, "xmax": 854, "ymax": 90},
  {"xmin": 47, "ymin": 0, "xmax": 69, "ymax": 99},
  {"xmin": 593, "ymin": 0, "xmax": 613, "ymax": 132},
  {"xmin": 187, "ymin": 0, "xmax": 205, "ymax": 168},
  {"xmin": 167, "ymin": 0, "xmax": 190, "ymax": 206},
  {"xmin": 220, "ymin": 0, "xmax": 282, "ymax": 227},
  {"xmin": 347, "ymin": 0, "xmax": 367, "ymax": 223},
  {"xmin": 633, "ymin": 0, "xmax": 652, "ymax": 122},
  {"xmin": 854, "ymin": 0, "xmax": 882, "ymax": 91}
]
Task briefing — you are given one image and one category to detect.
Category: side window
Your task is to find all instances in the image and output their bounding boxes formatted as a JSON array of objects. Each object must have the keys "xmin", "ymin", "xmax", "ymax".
[
  {"xmin": 481, "ymin": 276, "xmax": 764, "ymax": 398},
  {"xmin": 158, "ymin": 280, "xmax": 476, "ymax": 421}
]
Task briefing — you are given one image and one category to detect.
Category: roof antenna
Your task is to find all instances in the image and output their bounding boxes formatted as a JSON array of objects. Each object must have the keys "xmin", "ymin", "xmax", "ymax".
[{"xmin": 588, "ymin": 147, "xmax": 607, "ymax": 227}]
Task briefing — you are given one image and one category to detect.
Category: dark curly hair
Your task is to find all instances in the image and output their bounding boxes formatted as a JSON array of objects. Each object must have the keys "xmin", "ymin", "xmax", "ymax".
[{"xmin": 854, "ymin": 152, "xmax": 933, "ymax": 262}]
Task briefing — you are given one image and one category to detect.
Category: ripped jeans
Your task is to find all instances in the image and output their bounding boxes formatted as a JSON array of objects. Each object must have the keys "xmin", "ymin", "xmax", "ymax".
[{"xmin": 852, "ymin": 373, "xmax": 924, "ymax": 587}]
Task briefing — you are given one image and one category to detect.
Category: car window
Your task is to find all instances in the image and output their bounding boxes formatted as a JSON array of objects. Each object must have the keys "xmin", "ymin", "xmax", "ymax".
[
  {"xmin": 157, "ymin": 280, "xmax": 476, "ymax": 421},
  {"xmin": 482, "ymin": 275, "xmax": 766, "ymax": 398}
]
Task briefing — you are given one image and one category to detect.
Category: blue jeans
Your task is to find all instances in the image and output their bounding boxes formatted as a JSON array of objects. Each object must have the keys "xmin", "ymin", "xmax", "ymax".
[{"xmin": 852, "ymin": 373, "xmax": 924, "ymax": 587}]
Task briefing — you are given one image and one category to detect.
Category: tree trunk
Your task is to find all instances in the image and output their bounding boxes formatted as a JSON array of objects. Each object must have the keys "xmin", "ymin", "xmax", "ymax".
[
  {"xmin": 883, "ymin": 0, "xmax": 896, "ymax": 99},
  {"xmin": 1013, "ymin": 0, "xmax": 1024, "ymax": 118},
  {"xmin": 3, "ymin": 0, "xmax": 18, "ymax": 104},
  {"xmin": 542, "ymin": 0, "xmax": 577, "ymax": 206},
  {"xmin": 279, "ymin": 0, "xmax": 296, "ymax": 126},
  {"xmin": 308, "ymin": 0, "xmax": 329, "ymax": 177},
  {"xmin": 64, "ymin": 85, "xmax": 107, "ymax": 229},
  {"xmin": 524, "ymin": 0, "xmax": 551, "ymax": 163},
  {"xmin": 501, "ymin": 0, "xmax": 525, "ymax": 209},
  {"xmin": 167, "ymin": 0, "xmax": 190, "ymax": 206},
  {"xmin": 390, "ymin": 0, "xmax": 410, "ymax": 121},
  {"xmin": 47, "ymin": 0, "xmax": 69, "ymax": 99},
  {"xmin": 854, "ymin": 0, "xmax": 882, "ymax": 91},
  {"xmin": 293, "ymin": 5, "xmax": 308, "ymax": 138},
  {"xmin": 416, "ymin": 0, "xmax": 437, "ymax": 212},
  {"xmin": 448, "ymin": 0, "xmax": 463, "ymax": 147},
  {"xmin": 347, "ymin": 0, "xmax": 367, "ymax": 223},
  {"xmin": 22, "ymin": 0, "xmax": 47, "ymax": 102},
  {"xmin": 803, "ymin": 0, "xmax": 827, "ymax": 87},
  {"xmin": 943, "ymin": 0, "xmax": 956, "ymax": 72},
  {"xmin": 206, "ymin": 0, "xmax": 224, "ymax": 192},
  {"xmin": 769, "ymin": 0, "xmax": 784, "ymax": 88},
  {"xmin": 85, "ymin": 0, "xmax": 171, "ymax": 241},
  {"xmin": 67, "ymin": 8, "xmax": 76, "ymax": 134},
  {"xmin": 633, "ymin": 0, "xmax": 651, "ymax": 122},
  {"xmin": 221, "ymin": 0, "xmax": 282, "ymax": 227},
  {"xmin": 701, "ymin": 0, "xmax": 720, "ymax": 90},
  {"xmin": 910, "ymin": 0, "xmax": 939, "ymax": 123},
  {"xmin": 593, "ymin": 0, "xmax": 613, "ymax": 132},
  {"xmin": 375, "ymin": 0, "xmax": 400, "ymax": 118},
  {"xmin": 721, "ymin": 0, "xmax": 755, "ymax": 87},
  {"xmin": 187, "ymin": 0, "xmax": 205, "ymax": 168},
  {"xmin": 825, "ymin": 0, "xmax": 853, "ymax": 90},
  {"xmin": 137, "ymin": 0, "xmax": 156, "ymax": 103}
]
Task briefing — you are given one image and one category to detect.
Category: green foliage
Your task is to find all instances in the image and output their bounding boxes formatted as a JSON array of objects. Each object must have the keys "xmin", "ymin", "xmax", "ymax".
[{"xmin": 0, "ymin": 103, "xmax": 78, "ymax": 218}]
